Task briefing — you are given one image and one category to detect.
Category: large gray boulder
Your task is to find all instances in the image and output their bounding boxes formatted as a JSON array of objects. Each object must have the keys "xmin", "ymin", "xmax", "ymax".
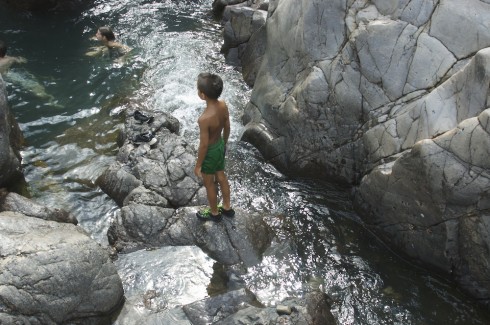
[
  {"xmin": 97, "ymin": 109, "xmax": 201, "ymax": 208},
  {"xmin": 0, "ymin": 212, "xmax": 124, "ymax": 324},
  {"xmin": 239, "ymin": 0, "xmax": 490, "ymax": 182},
  {"xmin": 355, "ymin": 108, "xmax": 490, "ymax": 302},
  {"xmin": 221, "ymin": 6, "xmax": 267, "ymax": 71},
  {"xmin": 219, "ymin": 0, "xmax": 490, "ymax": 304},
  {"xmin": 212, "ymin": 0, "xmax": 248, "ymax": 14},
  {"xmin": 0, "ymin": 76, "xmax": 23, "ymax": 188},
  {"xmin": 108, "ymin": 206, "xmax": 273, "ymax": 266}
]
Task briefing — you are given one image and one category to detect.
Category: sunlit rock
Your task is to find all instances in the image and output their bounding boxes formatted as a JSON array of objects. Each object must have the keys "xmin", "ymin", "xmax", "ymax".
[
  {"xmin": 0, "ymin": 211, "xmax": 123, "ymax": 323},
  {"xmin": 113, "ymin": 246, "xmax": 213, "ymax": 325},
  {"xmin": 218, "ymin": 0, "xmax": 490, "ymax": 305},
  {"xmin": 98, "ymin": 110, "xmax": 201, "ymax": 208},
  {"xmin": 109, "ymin": 206, "xmax": 273, "ymax": 267},
  {"xmin": 221, "ymin": 5, "xmax": 267, "ymax": 83}
]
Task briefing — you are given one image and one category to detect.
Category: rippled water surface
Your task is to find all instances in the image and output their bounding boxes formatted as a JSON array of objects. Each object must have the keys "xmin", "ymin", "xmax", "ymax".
[{"xmin": 1, "ymin": 0, "xmax": 489, "ymax": 324}]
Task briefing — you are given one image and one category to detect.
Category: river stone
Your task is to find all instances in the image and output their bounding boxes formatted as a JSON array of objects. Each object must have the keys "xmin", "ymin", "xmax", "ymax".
[
  {"xmin": 221, "ymin": 5, "xmax": 267, "ymax": 69},
  {"xmin": 212, "ymin": 0, "xmax": 248, "ymax": 14},
  {"xmin": 0, "ymin": 76, "xmax": 23, "ymax": 188},
  {"xmin": 97, "ymin": 162, "xmax": 143, "ymax": 207},
  {"xmin": 98, "ymin": 111, "xmax": 202, "ymax": 208},
  {"xmin": 183, "ymin": 290, "xmax": 335, "ymax": 325},
  {"xmin": 109, "ymin": 206, "xmax": 274, "ymax": 267},
  {"xmin": 0, "ymin": 211, "xmax": 124, "ymax": 324},
  {"xmin": 0, "ymin": 191, "xmax": 78, "ymax": 224}
]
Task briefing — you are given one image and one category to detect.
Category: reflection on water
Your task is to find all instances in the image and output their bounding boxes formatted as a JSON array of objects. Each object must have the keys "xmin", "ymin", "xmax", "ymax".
[
  {"xmin": 1, "ymin": 0, "xmax": 490, "ymax": 324},
  {"xmin": 115, "ymin": 246, "xmax": 214, "ymax": 310}
]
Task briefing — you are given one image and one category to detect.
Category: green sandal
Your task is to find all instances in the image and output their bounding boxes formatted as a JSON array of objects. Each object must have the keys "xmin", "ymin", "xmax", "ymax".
[{"xmin": 196, "ymin": 207, "xmax": 222, "ymax": 222}]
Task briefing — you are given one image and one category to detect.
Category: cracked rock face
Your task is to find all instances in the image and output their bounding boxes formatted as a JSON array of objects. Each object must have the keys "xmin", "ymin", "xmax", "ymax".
[
  {"xmin": 355, "ymin": 109, "xmax": 490, "ymax": 303},
  {"xmin": 222, "ymin": 0, "xmax": 490, "ymax": 304},
  {"xmin": 97, "ymin": 111, "xmax": 202, "ymax": 208},
  {"xmin": 240, "ymin": 0, "xmax": 490, "ymax": 183},
  {"xmin": 0, "ymin": 212, "xmax": 124, "ymax": 324}
]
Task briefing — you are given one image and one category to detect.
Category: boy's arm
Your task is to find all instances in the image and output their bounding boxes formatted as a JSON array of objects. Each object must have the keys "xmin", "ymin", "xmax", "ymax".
[
  {"xmin": 223, "ymin": 104, "xmax": 231, "ymax": 145},
  {"xmin": 194, "ymin": 119, "xmax": 209, "ymax": 178}
]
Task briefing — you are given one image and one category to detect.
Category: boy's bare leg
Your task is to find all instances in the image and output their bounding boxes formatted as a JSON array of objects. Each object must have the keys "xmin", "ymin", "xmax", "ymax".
[
  {"xmin": 216, "ymin": 171, "xmax": 231, "ymax": 210},
  {"xmin": 202, "ymin": 173, "xmax": 219, "ymax": 215}
]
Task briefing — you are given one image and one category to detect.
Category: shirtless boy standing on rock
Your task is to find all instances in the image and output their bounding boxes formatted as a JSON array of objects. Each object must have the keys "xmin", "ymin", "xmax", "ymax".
[{"xmin": 194, "ymin": 72, "xmax": 235, "ymax": 222}]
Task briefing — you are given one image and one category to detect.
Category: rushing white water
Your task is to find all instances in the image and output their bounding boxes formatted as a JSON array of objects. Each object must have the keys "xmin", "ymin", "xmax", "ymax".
[{"xmin": 1, "ymin": 0, "xmax": 489, "ymax": 323}]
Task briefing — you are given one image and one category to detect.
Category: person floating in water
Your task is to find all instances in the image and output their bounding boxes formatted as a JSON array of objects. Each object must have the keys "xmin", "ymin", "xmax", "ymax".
[
  {"xmin": 194, "ymin": 72, "xmax": 235, "ymax": 222},
  {"xmin": 0, "ymin": 40, "xmax": 59, "ymax": 106},
  {"xmin": 86, "ymin": 26, "xmax": 131, "ymax": 61},
  {"xmin": 0, "ymin": 40, "xmax": 26, "ymax": 75}
]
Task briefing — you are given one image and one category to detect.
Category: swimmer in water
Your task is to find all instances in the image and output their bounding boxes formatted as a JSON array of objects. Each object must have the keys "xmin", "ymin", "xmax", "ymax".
[
  {"xmin": 86, "ymin": 26, "xmax": 131, "ymax": 61},
  {"xmin": 0, "ymin": 40, "xmax": 60, "ymax": 106},
  {"xmin": 0, "ymin": 40, "xmax": 27, "ymax": 75}
]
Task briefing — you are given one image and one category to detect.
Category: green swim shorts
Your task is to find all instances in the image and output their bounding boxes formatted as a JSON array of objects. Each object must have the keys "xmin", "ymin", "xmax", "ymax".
[{"xmin": 201, "ymin": 138, "xmax": 225, "ymax": 174}]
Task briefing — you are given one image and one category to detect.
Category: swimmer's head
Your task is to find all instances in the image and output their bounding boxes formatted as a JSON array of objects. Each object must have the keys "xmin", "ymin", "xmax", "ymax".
[
  {"xmin": 0, "ymin": 40, "xmax": 6, "ymax": 57},
  {"xmin": 96, "ymin": 26, "xmax": 115, "ymax": 42}
]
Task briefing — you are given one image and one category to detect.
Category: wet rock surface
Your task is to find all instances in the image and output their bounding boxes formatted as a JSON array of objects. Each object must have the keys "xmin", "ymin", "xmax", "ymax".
[
  {"xmin": 219, "ymin": 0, "xmax": 490, "ymax": 305},
  {"xmin": 99, "ymin": 107, "xmax": 336, "ymax": 323},
  {"xmin": 0, "ymin": 211, "xmax": 124, "ymax": 324}
]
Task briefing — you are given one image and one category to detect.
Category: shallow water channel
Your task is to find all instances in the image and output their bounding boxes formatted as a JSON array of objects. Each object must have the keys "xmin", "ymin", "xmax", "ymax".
[{"xmin": 1, "ymin": 0, "xmax": 489, "ymax": 324}]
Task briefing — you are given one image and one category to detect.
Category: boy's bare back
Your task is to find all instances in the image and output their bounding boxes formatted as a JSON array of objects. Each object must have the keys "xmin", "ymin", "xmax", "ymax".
[{"xmin": 198, "ymin": 99, "xmax": 230, "ymax": 146}]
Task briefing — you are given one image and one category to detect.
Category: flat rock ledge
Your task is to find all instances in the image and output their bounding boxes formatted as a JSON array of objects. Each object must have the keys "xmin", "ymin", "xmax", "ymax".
[{"xmin": 0, "ymin": 211, "xmax": 124, "ymax": 324}]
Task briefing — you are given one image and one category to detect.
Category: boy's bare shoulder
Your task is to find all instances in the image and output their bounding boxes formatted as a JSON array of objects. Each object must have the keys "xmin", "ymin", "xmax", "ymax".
[{"xmin": 197, "ymin": 111, "xmax": 212, "ymax": 124}]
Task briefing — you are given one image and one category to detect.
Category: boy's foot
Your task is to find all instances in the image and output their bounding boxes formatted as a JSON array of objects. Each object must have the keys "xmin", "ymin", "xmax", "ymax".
[
  {"xmin": 218, "ymin": 205, "xmax": 235, "ymax": 218},
  {"xmin": 133, "ymin": 132, "xmax": 157, "ymax": 145},
  {"xmin": 134, "ymin": 110, "xmax": 154, "ymax": 124},
  {"xmin": 196, "ymin": 208, "xmax": 222, "ymax": 222}
]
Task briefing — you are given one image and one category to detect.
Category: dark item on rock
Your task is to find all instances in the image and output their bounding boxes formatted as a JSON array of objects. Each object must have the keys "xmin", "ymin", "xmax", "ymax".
[
  {"xmin": 219, "ymin": 206, "xmax": 235, "ymax": 218},
  {"xmin": 133, "ymin": 110, "xmax": 154, "ymax": 124},
  {"xmin": 133, "ymin": 131, "xmax": 157, "ymax": 145}
]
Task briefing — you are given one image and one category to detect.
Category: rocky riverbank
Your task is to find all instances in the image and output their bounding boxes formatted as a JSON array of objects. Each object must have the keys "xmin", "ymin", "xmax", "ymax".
[
  {"xmin": 214, "ymin": 0, "xmax": 490, "ymax": 306},
  {"xmin": 0, "ymin": 71, "xmax": 335, "ymax": 323}
]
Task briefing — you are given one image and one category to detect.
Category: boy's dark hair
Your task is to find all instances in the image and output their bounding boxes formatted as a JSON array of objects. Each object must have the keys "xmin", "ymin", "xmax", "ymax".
[
  {"xmin": 0, "ymin": 40, "xmax": 7, "ymax": 58},
  {"xmin": 98, "ymin": 26, "xmax": 116, "ymax": 41},
  {"xmin": 197, "ymin": 72, "xmax": 223, "ymax": 100}
]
